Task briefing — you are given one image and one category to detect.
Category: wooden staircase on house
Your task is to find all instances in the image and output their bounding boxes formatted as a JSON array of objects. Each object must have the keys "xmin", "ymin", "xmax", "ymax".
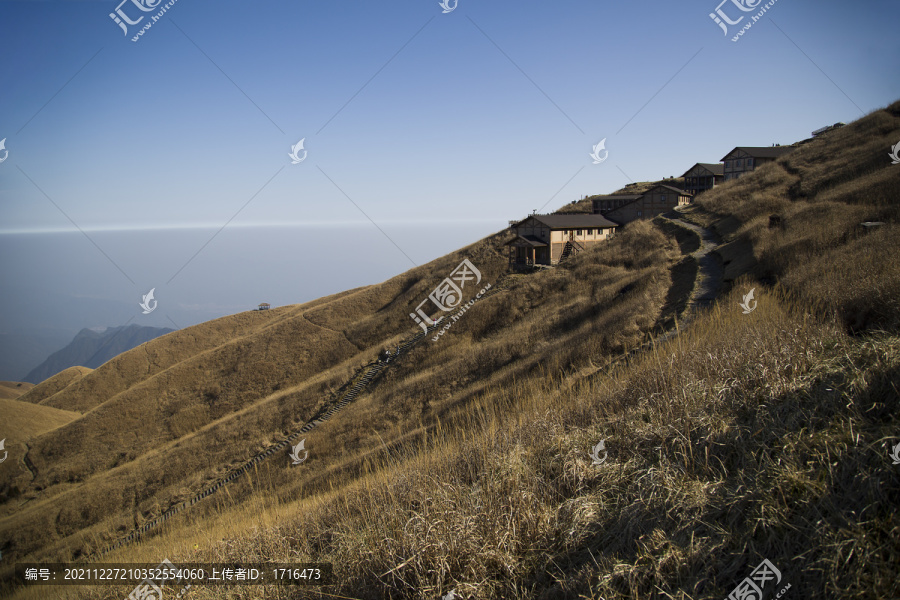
[{"xmin": 559, "ymin": 240, "xmax": 584, "ymax": 262}]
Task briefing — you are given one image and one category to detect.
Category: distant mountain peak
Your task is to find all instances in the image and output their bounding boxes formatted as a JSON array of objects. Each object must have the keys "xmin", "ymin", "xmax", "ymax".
[{"xmin": 23, "ymin": 325, "xmax": 174, "ymax": 384}]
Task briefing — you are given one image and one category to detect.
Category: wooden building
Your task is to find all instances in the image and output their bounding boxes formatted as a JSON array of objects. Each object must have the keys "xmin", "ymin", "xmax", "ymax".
[
  {"xmin": 721, "ymin": 146, "xmax": 793, "ymax": 181},
  {"xmin": 597, "ymin": 184, "xmax": 692, "ymax": 225},
  {"xmin": 681, "ymin": 162, "xmax": 724, "ymax": 196},
  {"xmin": 592, "ymin": 193, "xmax": 643, "ymax": 214},
  {"xmin": 506, "ymin": 214, "xmax": 618, "ymax": 267}
]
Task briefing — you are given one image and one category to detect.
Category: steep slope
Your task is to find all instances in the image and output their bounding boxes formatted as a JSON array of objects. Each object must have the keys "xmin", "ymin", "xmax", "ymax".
[
  {"xmin": 0, "ymin": 221, "xmax": 678, "ymax": 572},
  {"xmin": 1, "ymin": 101, "xmax": 897, "ymax": 599},
  {"xmin": 83, "ymin": 100, "xmax": 896, "ymax": 600},
  {"xmin": 23, "ymin": 325, "xmax": 174, "ymax": 385},
  {"xmin": 44, "ymin": 103, "xmax": 900, "ymax": 600},
  {"xmin": 687, "ymin": 99, "xmax": 900, "ymax": 332}
]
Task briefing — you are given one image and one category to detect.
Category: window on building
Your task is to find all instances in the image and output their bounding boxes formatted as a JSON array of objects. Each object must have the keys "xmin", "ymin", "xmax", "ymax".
[
  {"xmin": 736, "ymin": 159, "xmax": 743, "ymax": 167},
  {"xmin": 637, "ymin": 210, "xmax": 643, "ymax": 217},
  {"xmin": 576, "ymin": 229, "xmax": 582, "ymax": 235},
  {"xmin": 747, "ymin": 157, "xmax": 754, "ymax": 166},
  {"xmin": 660, "ymin": 195, "xmax": 667, "ymax": 202}
]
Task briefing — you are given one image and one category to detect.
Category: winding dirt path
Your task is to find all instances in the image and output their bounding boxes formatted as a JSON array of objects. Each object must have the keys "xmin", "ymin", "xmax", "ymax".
[{"xmin": 658, "ymin": 210, "xmax": 724, "ymax": 320}]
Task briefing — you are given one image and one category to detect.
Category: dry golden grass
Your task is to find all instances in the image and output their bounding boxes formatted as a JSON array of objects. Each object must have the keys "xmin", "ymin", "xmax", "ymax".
[
  {"xmin": 30, "ymin": 284, "xmax": 897, "ymax": 600},
  {"xmin": 0, "ymin": 216, "xmax": 676, "ymax": 585},
  {"xmin": 0, "ymin": 398, "xmax": 80, "ymax": 511},
  {"xmin": 693, "ymin": 99, "xmax": 900, "ymax": 334},
  {"xmin": 0, "ymin": 399, "xmax": 79, "ymax": 442},
  {"xmin": 16, "ymin": 367, "xmax": 91, "ymax": 405},
  {"xmin": 0, "ymin": 381, "xmax": 34, "ymax": 400}
]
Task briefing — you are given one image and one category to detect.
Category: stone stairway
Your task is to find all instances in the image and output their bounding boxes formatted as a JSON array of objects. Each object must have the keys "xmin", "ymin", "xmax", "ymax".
[{"xmin": 95, "ymin": 272, "xmax": 521, "ymax": 557}]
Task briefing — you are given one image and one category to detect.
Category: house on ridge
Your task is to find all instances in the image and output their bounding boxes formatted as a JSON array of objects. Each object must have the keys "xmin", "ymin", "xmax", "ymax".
[
  {"xmin": 506, "ymin": 213, "xmax": 618, "ymax": 267},
  {"xmin": 681, "ymin": 163, "xmax": 724, "ymax": 196},
  {"xmin": 591, "ymin": 193, "xmax": 643, "ymax": 214},
  {"xmin": 594, "ymin": 184, "xmax": 692, "ymax": 226},
  {"xmin": 721, "ymin": 146, "xmax": 793, "ymax": 181}
]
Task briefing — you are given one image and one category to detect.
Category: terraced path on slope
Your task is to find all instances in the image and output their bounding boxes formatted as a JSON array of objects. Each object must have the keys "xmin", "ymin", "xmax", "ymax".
[
  {"xmin": 567, "ymin": 211, "xmax": 725, "ymax": 387},
  {"xmin": 95, "ymin": 273, "xmax": 522, "ymax": 558},
  {"xmin": 657, "ymin": 209, "xmax": 724, "ymax": 320}
]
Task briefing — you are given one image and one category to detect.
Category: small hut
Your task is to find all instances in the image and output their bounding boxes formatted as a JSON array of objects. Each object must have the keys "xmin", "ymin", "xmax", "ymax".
[{"xmin": 258, "ymin": 303, "xmax": 271, "ymax": 311}]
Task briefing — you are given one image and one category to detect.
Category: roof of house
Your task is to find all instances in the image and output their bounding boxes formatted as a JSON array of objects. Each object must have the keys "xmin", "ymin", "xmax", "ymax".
[
  {"xmin": 720, "ymin": 146, "xmax": 794, "ymax": 161},
  {"xmin": 512, "ymin": 214, "xmax": 620, "ymax": 230},
  {"xmin": 682, "ymin": 162, "xmax": 725, "ymax": 177},
  {"xmin": 645, "ymin": 184, "xmax": 692, "ymax": 195},
  {"xmin": 591, "ymin": 194, "xmax": 643, "ymax": 202},
  {"xmin": 505, "ymin": 234, "xmax": 547, "ymax": 247}
]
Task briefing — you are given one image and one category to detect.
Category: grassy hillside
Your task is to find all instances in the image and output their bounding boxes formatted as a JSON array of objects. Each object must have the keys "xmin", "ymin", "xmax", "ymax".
[
  {"xmin": 688, "ymin": 102, "xmax": 899, "ymax": 331},
  {"xmin": 0, "ymin": 398, "xmax": 80, "ymax": 511},
  {"xmin": 1, "ymin": 100, "xmax": 898, "ymax": 599},
  {"xmin": 17, "ymin": 367, "xmax": 91, "ymax": 405},
  {"xmin": 0, "ymin": 219, "xmax": 679, "ymax": 579},
  {"xmin": 0, "ymin": 381, "xmax": 34, "ymax": 400}
]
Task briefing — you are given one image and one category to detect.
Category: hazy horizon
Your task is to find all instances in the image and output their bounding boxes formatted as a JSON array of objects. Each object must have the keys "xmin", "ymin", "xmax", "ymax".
[
  {"xmin": 2, "ymin": 0, "xmax": 898, "ymax": 378},
  {"xmin": 0, "ymin": 220, "xmax": 504, "ymax": 327}
]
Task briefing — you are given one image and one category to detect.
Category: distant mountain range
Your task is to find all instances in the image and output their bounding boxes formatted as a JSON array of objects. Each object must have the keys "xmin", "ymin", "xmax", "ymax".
[
  {"xmin": 23, "ymin": 325, "xmax": 174, "ymax": 384},
  {"xmin": 0, "ymin": 331, "xmax": 72, "ymax": 382}
]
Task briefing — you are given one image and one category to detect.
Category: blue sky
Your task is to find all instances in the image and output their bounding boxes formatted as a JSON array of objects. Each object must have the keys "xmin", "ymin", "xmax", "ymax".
[{"xmin": 0, "ymin": 0, "xmax": 898, "ymax": 352}]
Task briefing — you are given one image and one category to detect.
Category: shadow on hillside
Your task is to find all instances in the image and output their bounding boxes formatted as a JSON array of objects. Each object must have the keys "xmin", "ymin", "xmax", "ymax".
[
  {"xmin": 654, "ymin": 216, "xmax": 701, "ymax": 255},
  {"xmin": 652, "ymin": 256, "xmax": 698, "ymax": 333},
  {"xmin": 520, "ymin": 357, "xmax": 900, "ymax": 599}
]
